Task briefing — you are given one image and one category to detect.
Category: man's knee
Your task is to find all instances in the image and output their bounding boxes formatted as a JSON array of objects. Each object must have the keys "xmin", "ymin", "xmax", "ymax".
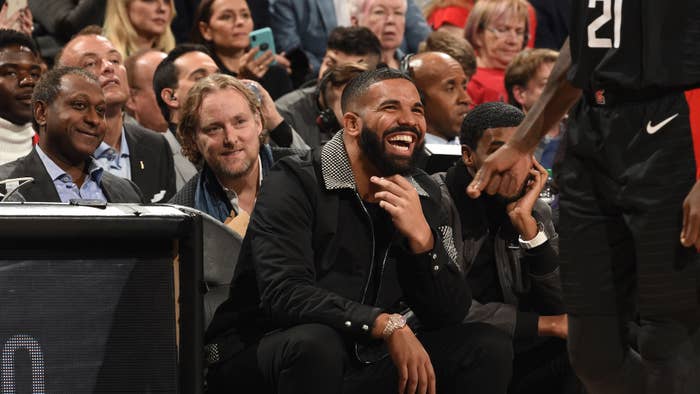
[
  {"xmin": 282, "ymin": 323, "xmax": 346, "ymax": 366},
  {"xmin": 466, "ymin": 323, "xmax": 514, "ymax": 368},
  {"xmin": 259, "ymin": 323, "xmax": 347, "ymax": 375}
]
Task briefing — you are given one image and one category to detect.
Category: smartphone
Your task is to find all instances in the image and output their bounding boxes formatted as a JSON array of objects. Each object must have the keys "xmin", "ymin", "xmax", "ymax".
[
  {"xmin": 6, "ymin": 0, "xmax": 28, "ymax": 17},
  {"xmin": 248, "ymin": 27, "xmax": 277, "ymax": 65}
]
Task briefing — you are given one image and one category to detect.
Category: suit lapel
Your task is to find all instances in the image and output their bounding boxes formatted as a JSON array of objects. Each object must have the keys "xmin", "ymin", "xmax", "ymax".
[{"xmin": 10, "ymin": 149, "xmax": 61, "ymax": 202}]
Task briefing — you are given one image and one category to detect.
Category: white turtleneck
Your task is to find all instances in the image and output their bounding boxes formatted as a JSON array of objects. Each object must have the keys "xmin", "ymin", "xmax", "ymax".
[{"xmin": 0, "ymin": 116, "xmax": 35, "ymax": 165}]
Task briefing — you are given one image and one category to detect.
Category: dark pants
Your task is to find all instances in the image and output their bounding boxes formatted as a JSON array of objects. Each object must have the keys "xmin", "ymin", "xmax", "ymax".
[
  {"xmin": 555, "ymin": 92, "xmax": 700, "ymax": 394},
  {"xmin": 207, "ymin": 322, "xmax": 513, "ymax": 394},
  {"xmin": 509, "ymin": 337, "xmax": 582, "ymax": 394}
]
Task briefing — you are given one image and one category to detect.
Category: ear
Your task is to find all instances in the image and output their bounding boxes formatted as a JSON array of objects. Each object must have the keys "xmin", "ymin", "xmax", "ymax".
[
  {"xmin": 343, "ymin": 111, "xmax": 362, "ymax": 137},
  {"xmin": 199, "ymin": 21, "xmax": 213, "ymax": 42},
  {"xmin": 350, "ymin": 16, "xmax": 359, "ymax": 26},
  {"xmin": 125, "ymin": 89, "xmax": 138, "ymax": 114},
  {"xmin": 461, "ymin": 144, "xmax": 476, "ymax": 170},
  {"xmin": 512, "ymin": 85, "xmax": 527, "ymax": 107},
  {"xmin": 34, "ymin": 101, "xmax": 47, "ymax": 132},
  {"xmin": 161, "ymin": 88, "xmax": 178, "ymax": 109}
]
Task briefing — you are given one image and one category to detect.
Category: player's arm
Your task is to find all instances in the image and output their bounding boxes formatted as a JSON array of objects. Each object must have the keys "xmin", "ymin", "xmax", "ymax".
[
  {"xmin": 468, "ymin": 39, "xmax": 582, "ymax": 198},
  {"xmin": 509, "ymin": 38, "xmax": 581, "ymax": 153}
]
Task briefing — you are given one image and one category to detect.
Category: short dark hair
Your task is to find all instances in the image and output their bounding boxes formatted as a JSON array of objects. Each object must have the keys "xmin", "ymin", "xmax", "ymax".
[
  {"xmin": 0, "ymin": 29, "xmax": 39, "ymax": 55},
  {"xmin": 153, "ymin": 43, "xmax": 212, "ymax": 122},
  {"xmin": 31, "ymin": 67, "xmax": 99, "ymax": 133},
  {"xmin": 341, "ymin": 68, "xmax": 413, "ymax": 113},
  {"xmin": 327, "ymin": 26, "xmax": 382, "ymax": 59},
  {"xmin": 460, "ymin": 102, "xmax": 524, "ymax": 149}
]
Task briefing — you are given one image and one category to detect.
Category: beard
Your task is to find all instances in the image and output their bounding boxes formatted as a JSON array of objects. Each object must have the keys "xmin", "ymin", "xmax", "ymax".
[
  {"xmin": 358, "ymin": 124, "xmax": 424, "ymax": 176},
  {"xmin": 209, "ymin": 155, "xmax": 255, "ymax": 181}
]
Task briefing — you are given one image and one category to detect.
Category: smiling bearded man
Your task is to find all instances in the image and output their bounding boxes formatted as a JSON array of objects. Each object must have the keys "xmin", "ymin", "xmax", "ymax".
[{"xmin": 204, "ymin": 67, "xmax": 513, "ymax": 394}]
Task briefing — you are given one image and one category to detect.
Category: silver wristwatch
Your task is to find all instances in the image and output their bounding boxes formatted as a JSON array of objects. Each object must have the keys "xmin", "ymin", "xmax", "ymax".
[{"xmin": 382, "ymin": 314, "xmax": 407, "ymax": 339}]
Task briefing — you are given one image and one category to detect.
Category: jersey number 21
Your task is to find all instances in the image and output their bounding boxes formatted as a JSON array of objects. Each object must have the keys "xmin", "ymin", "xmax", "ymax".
[{"xmin": 587, "ymin": 0, "xmax": 623, "ymax": 48}]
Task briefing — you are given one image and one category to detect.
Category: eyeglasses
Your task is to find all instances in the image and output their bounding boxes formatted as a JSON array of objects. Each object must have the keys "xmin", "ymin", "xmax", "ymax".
[{"xmin": 485, "ymin": 26, "xmax": 526, "ymax": 39}]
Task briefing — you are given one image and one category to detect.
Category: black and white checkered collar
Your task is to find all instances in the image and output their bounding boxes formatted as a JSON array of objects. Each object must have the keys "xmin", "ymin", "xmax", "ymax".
[{"xmin": 320, "ymin": 130, "xmax": 429, "ymax": 197}]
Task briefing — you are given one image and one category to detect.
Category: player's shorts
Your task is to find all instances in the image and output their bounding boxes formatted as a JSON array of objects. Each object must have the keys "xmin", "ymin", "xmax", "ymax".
[{"xmin": 555, "ymin": 88, "xmax": 700, "ymax": 318}]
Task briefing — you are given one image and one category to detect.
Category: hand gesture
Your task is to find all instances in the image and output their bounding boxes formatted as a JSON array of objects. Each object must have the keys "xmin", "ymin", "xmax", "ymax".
[
  {"xmin": 467, "ymin": 143, "xmax": 533, "ymax": 199},
  {"xmin": 238, "ymin": 47, "xmax": 275, "ymax": 80},
  {"xmin": 506, "ymin": 158, "xmax": 548, "ymax": 240},
  {"xmin": 386, "ymin": 325, "xmax": 436, "ymax": 394},
  {"xmin": 371, "ymin": 175, "xmax": 434, "ymax": 254},
  {"xmin": 275, "ymin": 52, "xmax": 292, "ymax": 74},
  {"xmin": 240, "ymin": 79, "xmax": 284, "ymax": 131},
  {"xmin": 681, "ymin": 180, "xmax": 700, "ymax": 250}
]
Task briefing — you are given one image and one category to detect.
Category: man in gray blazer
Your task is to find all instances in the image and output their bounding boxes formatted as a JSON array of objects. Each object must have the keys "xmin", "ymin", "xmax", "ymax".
[{"xmin": 0, "ymin": 66, "xmax": 142, "ymax": 203}]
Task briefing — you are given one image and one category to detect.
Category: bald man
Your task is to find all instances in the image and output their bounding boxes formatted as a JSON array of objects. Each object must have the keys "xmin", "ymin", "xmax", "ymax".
[
  {"xmin": 408, "ymin": 51, "xmax": 472, "ymax": 145},
  {"xmin": 125, "ymin": 49, "xmax": 168, "ymax": 133}
]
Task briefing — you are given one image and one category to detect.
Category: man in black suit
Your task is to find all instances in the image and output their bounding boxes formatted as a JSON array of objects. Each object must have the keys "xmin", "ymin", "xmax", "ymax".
[
  {"xmin": 56, "ymin": 26, "xmax": 176, "ymax": 203},
  {"xmin": 0, "ymin": 66, "xmax": 142, "ymax": 203}
]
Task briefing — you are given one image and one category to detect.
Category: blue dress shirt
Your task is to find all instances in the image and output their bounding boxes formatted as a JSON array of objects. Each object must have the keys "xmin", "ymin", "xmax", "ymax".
[
  {"xmin": 94, "ymin": 128, "xmax": 132, "ymax": 179},
  {"xmin": 36, "ymin": 145, "xmax": 107, "ymax": 203}
]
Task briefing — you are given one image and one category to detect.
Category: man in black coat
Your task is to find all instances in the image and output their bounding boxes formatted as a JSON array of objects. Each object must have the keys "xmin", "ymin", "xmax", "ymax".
[{"xmin": 205, "ymin": 68, "xmax": 512, "ymax": 394}]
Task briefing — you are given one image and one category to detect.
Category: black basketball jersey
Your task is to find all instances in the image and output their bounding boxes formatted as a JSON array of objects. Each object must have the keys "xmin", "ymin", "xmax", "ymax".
[{"xmin": 568, "ymin": 0, "xmax": 700, "ymax": 93}]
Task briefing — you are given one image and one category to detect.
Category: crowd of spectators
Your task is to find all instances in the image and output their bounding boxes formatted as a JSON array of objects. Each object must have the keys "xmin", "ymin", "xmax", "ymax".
[{"xmin": 0, "ymin": 0, "xmax": 579, "ymax": 392}]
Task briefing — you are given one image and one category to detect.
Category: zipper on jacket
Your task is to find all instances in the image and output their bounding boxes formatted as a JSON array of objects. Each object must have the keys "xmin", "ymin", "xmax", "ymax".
[{"xmin": 355, "ymin": 191, "xmax": 376, "ymax": 305}]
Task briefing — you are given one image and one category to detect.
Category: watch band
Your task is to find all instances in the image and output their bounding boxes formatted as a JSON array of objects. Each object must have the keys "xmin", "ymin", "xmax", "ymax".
[
  {"xmin": 382, "ymin": 314, "xmax": 407, "ymax": 339},
  {"xmin": 519, "ymin": 229, "xmax": 548, "ymax": 249}
]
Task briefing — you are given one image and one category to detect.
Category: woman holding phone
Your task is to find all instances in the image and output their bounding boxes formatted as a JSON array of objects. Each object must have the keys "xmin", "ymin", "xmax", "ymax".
[{"xmin": 191, "ymin": 0, "xmax": 292, "ymax": 99}]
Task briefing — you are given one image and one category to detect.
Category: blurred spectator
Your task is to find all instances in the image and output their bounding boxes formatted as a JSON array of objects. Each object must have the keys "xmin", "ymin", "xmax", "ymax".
[
  {"xmin": 191, "ymin": 0, "xmax": 293, "ymax": 100},
  {"xmin": 275, "ymin": 26, "xmax": 381, "ymax": 148},
  {"xmin": 103, "ymin": 0, "xmax": 176, "ymax": 58},
  {"xmin": 124, "ymin": 49, "xmax": 168, "ymax": 133},
  {"xmin": 351, "ymin": 0, "xmax": 409, "ymax": 69},
  {"xmin": 0, "ymin": 29, "xmax": 42, "ymax": 165},
  {"xmin": 464, "ymin": 0, "xmax": 529, "ymax": 105},
  {"xmin": 419, "ymin": 29, "xmax": 477, "ymax": 79},
  {"xmin": 278, "ymin": 62, "xmax": 368, "ymax": 148},
  {"xmin": 171, "ymin": 0, "xmax": 270, "ymax": 43},
  {"xmin": 270, "ymin": 0, "xmax": 429, "ymax": 74},
  {"xmin": 423, "ymin": 0, "xmax": 474, "ymax": 38},
  {"xmin": 153, "ymin": 44, "xmax": 218, "ymax": 189},
  {"xmin": 505, "ymin": 48, "xmax": 563, "ymax": 169},
  {"xmin": 57, "ymin": 27, "xmax": 176, "ymax": 203},
  {"xmin": 29, "ymin": 0, "xmax": 105, "ymax": 64},
  {"xmin": 407, "ymin": 51, "xmax": 471, "ymax": 144},
  {"xmin": 0, "ymin": 67, "xmax": 143, "ymax": 203}
]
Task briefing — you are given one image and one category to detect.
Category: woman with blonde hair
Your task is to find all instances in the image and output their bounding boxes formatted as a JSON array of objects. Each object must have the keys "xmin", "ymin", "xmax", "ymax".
[{"xmin": 103, "ymin": 0, "xmax": 176, "ymax": 58}]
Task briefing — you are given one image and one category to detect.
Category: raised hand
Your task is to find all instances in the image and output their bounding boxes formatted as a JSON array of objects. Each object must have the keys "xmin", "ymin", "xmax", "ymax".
[
  {"xmin": 371, "ymin": 175, "xmax": 433, "ymax": 254},
  {"xmin": 467, "ymin": 143, "xmax": 533, "ymax": 200},
  {"xmin": 238, "ymin": 47, "xmax": 275, "ymax": 80},
  {"xmin": 506, "ymin": 157, "xmax": 548, "ymax": 240}
]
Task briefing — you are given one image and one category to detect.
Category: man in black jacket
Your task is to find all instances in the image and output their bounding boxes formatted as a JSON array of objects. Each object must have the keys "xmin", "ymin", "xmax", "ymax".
[
  {"xmin": 205, "ymin": 68, "xmax": 512, "ymax": 394},
  {"xmin": 434, "ymin": 102, "xmax": 575, "ymax": 393}
]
